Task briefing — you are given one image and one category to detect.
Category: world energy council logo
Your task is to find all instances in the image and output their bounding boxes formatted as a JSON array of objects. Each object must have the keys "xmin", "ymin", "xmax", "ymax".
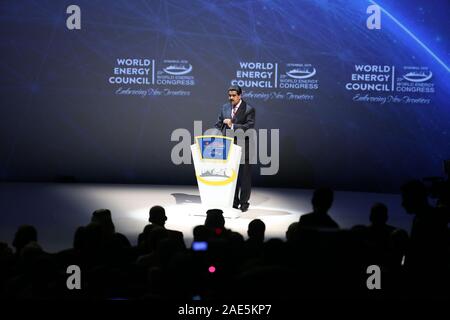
[
  {"xmin": 280, "ymin": 63, "xmax": 319, "ymax": 89},
  {"xmin": 230, "ymin": 61, "xmax": 319, "ymax": 101},
  {"xmin": 346, "ymin": 64, "xmax": 435, "ymax": 105},
  {"xmin": 163, "ymin": 63, "xmax": 193, "ymax": 75},
  {"xmin": 286, "ymin": 66, "xmax": 316, "ymax": 79},
  {"xmin": 110, "ymin": 58, "xmax": 195, "ymax": 97},
  {"xmin": 402, "ymin": 69, "xmax": 433, "ymax": 82},
  {"xmin": 396, "ymin": 66, "xmax": 434, "ymax": 95},
  {"xmin": 157, "ymin": 59, "xmax": 195, "ymax": 86}
]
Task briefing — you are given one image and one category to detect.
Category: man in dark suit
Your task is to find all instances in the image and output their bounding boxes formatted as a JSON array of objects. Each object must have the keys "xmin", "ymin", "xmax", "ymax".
[
  {"xmin": 298, "ymin": 188, "xmax": 340, "ymax": 229},
  {"xmin": 215, "ymin": 85, "xmax": 255, "ymax": 212},
  {"xmin": 137, "ymin": 205, "xmax": 185, "ymax": 250}
]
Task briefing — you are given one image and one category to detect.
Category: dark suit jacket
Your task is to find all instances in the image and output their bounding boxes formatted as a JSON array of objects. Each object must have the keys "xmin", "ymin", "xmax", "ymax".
[
  {"xmin": 214, "ymin": 100, "xmax": 255, "ymax": 163},
  {"xmin": 214, "ymin": 100, "xmax": 255, "ymax": 135},
  {"xmin": 137, "ymin": 224, "xmax": 186, "ymax": 250},
  {"xmin": 298, "ymin": 212, "xmax": 340, "ymax": 230}
]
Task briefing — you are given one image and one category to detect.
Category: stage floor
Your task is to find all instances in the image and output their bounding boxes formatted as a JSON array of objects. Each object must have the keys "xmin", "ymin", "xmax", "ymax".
[{"xmin": 0, "ymin": 183, "xmax": 412, "ymax": 253}]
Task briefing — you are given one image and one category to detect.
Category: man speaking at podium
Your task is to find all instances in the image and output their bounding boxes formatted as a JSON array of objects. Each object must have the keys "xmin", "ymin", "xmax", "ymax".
[{"xmin": 215, "ymin": 85, "xmax": 255, "ymax": 212}]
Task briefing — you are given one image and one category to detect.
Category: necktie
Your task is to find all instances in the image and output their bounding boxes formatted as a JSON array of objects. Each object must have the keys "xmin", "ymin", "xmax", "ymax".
[{"xmin": 232, "ymin": 105, "xmax": 238, "ymax": 119}]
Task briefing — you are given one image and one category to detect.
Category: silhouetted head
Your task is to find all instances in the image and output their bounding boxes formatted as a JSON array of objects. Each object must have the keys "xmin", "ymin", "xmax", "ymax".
[
  {"xmin": 311, "ymin": 187, "xmax": 334, "ymax": 213},
  {"xmin": 286, "ymin": 222, "xmax": 299, "ymax": 242},
  {"xmin": 247, "ymin": 219, "xmax": 266, "ymax": 242},
  {"xmin": 149, "ymin": 205, "xmax": 167, "ymax": 227},
  {"xmin": 401, "ymin": 180, "xmax": 429, "ymax": 214},
  {"xmin": 12, "ymin": 225, "xmax": 37, "ymax": 254},
  {"xmin": 193, "ymin": 225, "xmax": 211, "ymax": 242},
  {"xmin": 205, "ymin": 209, "xmax": 225, "ymax": 230},
  {"xmin": 370, "ymin": 202, "xmax": 388, "ymax": 226},
  {"xmin": 91, "ymin": 208, "xmax": 115, "ymax": 233}
]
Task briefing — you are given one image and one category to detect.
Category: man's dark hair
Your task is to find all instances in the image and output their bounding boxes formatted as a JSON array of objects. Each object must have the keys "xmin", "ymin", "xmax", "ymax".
[
  {"xmin": 91, "ymin": 208, "xmax": 115, "ymax": 233},
  {"xmin": 311, "ymin": 187, "xmax": 334, "ymax": 212},
  {"xmin": 228, "ymin": 85, "xmax": 242, "ymax": 95},
  {"xmin": 149, "ymin": 205, "xmax": 167, "ymax": 226},
  {"xmin": 401, "ymin": 180, "xmax": 428, "ymax": 200},
  {"xmin": 370, "ymin": 202, "xmax": 388, "ymax": 225},
  {"xmin": 205, "ymin": 209, "xmax": 225, "ymax": 229},
  {"xmin": 13, "ymin": 225, "xmax": 38, "ymax": 251},
  {"xmin": 248, "ymin": 219, "xmax": 266, "ymax": 240},
  {"xmin": 400, "ymin": 180, "xmax": 429, "ymax": 214}
]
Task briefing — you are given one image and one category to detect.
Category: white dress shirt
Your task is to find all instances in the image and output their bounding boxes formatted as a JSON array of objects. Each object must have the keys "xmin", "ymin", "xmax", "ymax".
[{"xmin": 231, "ymin": 99, "xmax": 242, "ymax": 130}]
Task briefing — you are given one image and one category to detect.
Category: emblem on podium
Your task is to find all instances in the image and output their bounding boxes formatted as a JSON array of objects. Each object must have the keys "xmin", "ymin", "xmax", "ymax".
[{"xmin": 191, "ymin": 135, "xmax": 242, "ymax": 208}]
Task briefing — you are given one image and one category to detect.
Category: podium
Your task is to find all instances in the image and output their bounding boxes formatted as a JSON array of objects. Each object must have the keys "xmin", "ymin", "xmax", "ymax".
[{"xmin": 191, "ymin": 135, "xmax": 242, "ymax": 218}]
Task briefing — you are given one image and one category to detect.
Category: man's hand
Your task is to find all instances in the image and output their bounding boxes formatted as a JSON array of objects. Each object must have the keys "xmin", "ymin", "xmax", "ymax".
[{"xmin": 223, "ymin": 118, "xmax": 232, "ymax": 128}]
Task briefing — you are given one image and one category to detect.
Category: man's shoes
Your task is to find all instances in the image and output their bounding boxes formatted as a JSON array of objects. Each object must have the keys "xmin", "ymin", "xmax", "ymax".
[
  {"xmin": 240, "ymin": 203, "xmax": 249, "ymax": 212},
  {"xmin": 233, "ymin": 203, "xmax": 240, "ymax": 209}
]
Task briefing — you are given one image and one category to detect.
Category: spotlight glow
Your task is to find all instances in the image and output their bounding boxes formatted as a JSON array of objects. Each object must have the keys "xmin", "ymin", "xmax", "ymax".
[{"xmin": 369, "ymin": 0, "xmax": 449, "ymax": 72}]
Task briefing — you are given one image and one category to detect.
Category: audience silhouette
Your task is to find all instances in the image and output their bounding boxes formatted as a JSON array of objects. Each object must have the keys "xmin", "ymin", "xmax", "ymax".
[
  {"xmin": 298, "ymin": 187, "xmax": 340, "ymax": 229},
  {"xmin": 1, "ymin": 178, "xmax": 449, "ymax": 300},
  {"xmin": 400, "ymin": 180, "xmax": 450, "ymax": 297},
  {"xmin": 138, "ymin": 205, "xmax": 185, "ymax": 253}
]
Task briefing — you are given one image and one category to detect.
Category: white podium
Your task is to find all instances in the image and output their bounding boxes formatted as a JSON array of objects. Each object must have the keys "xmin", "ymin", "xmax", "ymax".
[{"xmin": 191, "ymin": 135, "xmax": 242, "ymax": 218}]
